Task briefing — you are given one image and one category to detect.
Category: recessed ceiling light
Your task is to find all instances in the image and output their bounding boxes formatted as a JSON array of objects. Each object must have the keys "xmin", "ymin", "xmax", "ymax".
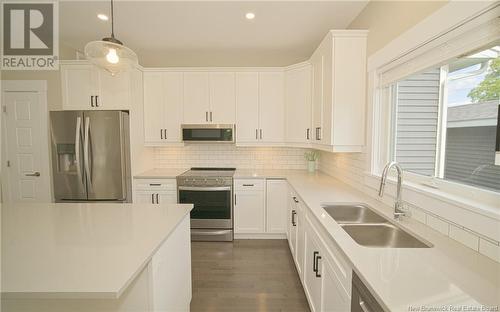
[
  {"xmin": 97, "ymin": 13, "xmax": 109, "ymax": 21},
  {"xmin": 245, "ymin": 12, "xmax": 255, "ymax": 20}
]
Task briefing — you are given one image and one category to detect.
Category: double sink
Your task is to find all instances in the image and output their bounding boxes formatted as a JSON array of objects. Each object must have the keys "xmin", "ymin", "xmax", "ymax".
[{"xmin": 323, "ymin": 204, "xmax": 432, "ymax": 248}]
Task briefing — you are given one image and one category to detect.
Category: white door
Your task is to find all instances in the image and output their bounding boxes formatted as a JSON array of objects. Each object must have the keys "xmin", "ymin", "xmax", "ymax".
[
  {"xmin": 311, "ymin": 51, "xmax": 324, "ymax": 143},
  {"xmin": 321, "ymin": 255, "xmax": 351, "ymax": 312},
  {"xmin": 285, "ymin": 65, "xmax": 312, "ymax": 143},
  {"xmin": 183, "ymin": 72, "xmax": 209, "ymax": 124},
  {"xmin": 209, "ymin": 72, "xmax": 235, "ymax": 124},
  {"xmin": 143, "ymin": 72, "xmax": 164, "ymax": 144},
  {"xmin": 234, "ymin": 190, "xmax": 265, "ymax": 233},
  {"xmin": 259, "ymin": 72, "xmax": 285, "ymax": 143},
  {"xmin": 163, "ymin": 72, "xmax": 183, "ymax": 142},
  {"xmin": 97, "ymin": 67, "xmax": 131, "ymax": 110},
  {"xmin": 2, "ymin": 86, "xmax": 51, "ymax": 202},
  {"xmin": 303, "ymin": 222, "xmax": 323, "ymax": 312},
  {"xmin": 266, "ymin": 179, "xmax": 288, "ymax": 233},
  {"xmin": 61, "ymin": 64, "xmax": 95, "ymax": 110},
  {"xmin": 296, "ymin": 202, "xmax": 306, "ymax": 278},
  {"xmin": 235, "ymin": 72, "xmax": 259, "ymax": 142}
]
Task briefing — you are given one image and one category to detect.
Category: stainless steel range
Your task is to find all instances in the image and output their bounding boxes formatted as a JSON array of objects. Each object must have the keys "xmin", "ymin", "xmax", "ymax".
[{"xmin": 177, "ymin": 167, "xmax": 235, "ymax": 241}]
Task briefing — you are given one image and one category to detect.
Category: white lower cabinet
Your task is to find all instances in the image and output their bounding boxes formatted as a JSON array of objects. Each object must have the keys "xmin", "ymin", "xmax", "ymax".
[
  {"xmin": 234, "ymin": 179, "xmax": 266, "ymax": 233},
  {"xmin": 234, "ymin": 179, "xmax": 288, "ymax": 236},
  {"xmin": 321, "ymin": 255, "xmax": 351, "ymax": 312},
  {"xmin": 302, "ymin": 215, "xmax": 352, "ymax": 312},
  {"xmin": 286, "ymin": 182, "xmax": 352, "ymax": 312},
  {"xmin": 266, "ymin": 179, "xmax": 288, "ymax": 233},
  {"xmin": 133, "ymin": 179, "xmax": 177, "ymax": 204}
]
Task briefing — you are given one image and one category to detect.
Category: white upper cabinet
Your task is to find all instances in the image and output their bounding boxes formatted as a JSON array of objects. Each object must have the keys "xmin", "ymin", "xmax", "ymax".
[
  {"xmin": 310, "ymin": 30, "xmax": 368, "ymax": 152},
  {"xmin": 61, "ymin": 62, "xmax": 131, "ymax": 110},
  {"xmin": 143, "ymin": 71, "xmax": 183, "ymax": 144},
  {"xmin": 285, "ymin": 64, "xmax": 312, "ymax": 144},
  {"xmin": 183, "ymin": 72, "xmax": 210, "ymax": 124},
  {"xmin": 143, "ymin": 72, "xmax": 164, "ymax": 144},
  {"xmin": 183, "ymin": 72, "xmax": 236, "ymax": 124},
  {"xmin": 209, "ymin": 72, "xmax": 235, "ymax": 124},
  {"xmin": 235, "ymin": 72, "xmax": 260, "ymax": 143},
  {"xmin": 235, "ymin": 71, "xmax": 285, "ymax": 144},
  {"xmin": 259, "ymin": 72, "xmax": 285, "ymax": 143},
  {"xmin": 163, "ymin": 72, "xmax": 184, "ymax": 142}
]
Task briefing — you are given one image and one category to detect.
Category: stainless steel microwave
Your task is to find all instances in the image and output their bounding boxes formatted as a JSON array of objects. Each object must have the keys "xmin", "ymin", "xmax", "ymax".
[{"xmin": 181, "ymin": 124, "xmax": 235, "ymax": 143}]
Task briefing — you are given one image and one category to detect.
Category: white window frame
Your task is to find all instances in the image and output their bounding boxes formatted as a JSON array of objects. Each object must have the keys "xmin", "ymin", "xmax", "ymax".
[{"xmin": 368, "ymin": 2, "xmax": 500, "ymax": 214}]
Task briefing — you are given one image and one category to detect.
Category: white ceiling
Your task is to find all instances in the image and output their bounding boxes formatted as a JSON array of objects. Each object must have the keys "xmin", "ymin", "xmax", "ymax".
[{"xmin": 60, "ymin": 1, "xmax": 368, "ymax": 67}]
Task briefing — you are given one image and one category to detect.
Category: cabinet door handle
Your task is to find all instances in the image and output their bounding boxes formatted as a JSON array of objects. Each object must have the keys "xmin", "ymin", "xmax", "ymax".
[
  {"xmin": 293, "ymin": 196, "xmax": 299, "ymax": 203},
  {"xmin": 315, "ymin": 256, "xmax": 322, "ymax": 278},
  {"xmin": 156, "ymin": 193, "xmax": 159, "ymax": 204},
  {"xmin": 242, "ymin": 184, "xmax": 254, "ymax": 187},
  {"xmin": 151, "ymin": 193, "xmax": 154, "ymax": 204},
  {"xmin": 291, "ymin": 210, "xmax": 296, "ymax": 226},
  {"xmin": 25, "ymin": 172, "xmax": 40, "ymax": 177},
  {"xmin": 164, "ymin": 129, "xmax": 167, "ymax": 139},
  {"xmin": 234, "ymin": 194, "xmax": 237, "ymax": 206},
  {"xmin": 359, "ymin": 300, "xmax": 372, "ymax": 312},
  {"xmin": 210, "ymin": 111, "xmax": 213, "ymax": 122},
  {"xmin": 259, "ymin": 129, "xmax": 262, "ymax": 140},
  {"xmin": 306, "ymin": 128, "xmax": 310, "ymax": 140},
  {"xmin": 90, "ymin": 96, "xmax": 94, "ymax": 107},
  {"xmin": 317, "ymin": 127, "xmax": 321, "ymax": 140},
  {"xmin": 95, "ymin": 95, "xmax": 99, "ymax": 107},
  {"xmin": 160, "ymin": 129, "xmax": 163, "ymax": 139},
  {"xmin": 255, "ymin": 129, "xmax": 258, "ymax": 140},
  {"xmin": 206, "ymin": 111, "xmax": 208, "ymax": 122},
  {"xmin": 149, "ymin": 183, "xmax": 161, "ymax": 186},
  {"xmin": 313, "ymin": 251, "xmax": 319, "ymax": 273}
]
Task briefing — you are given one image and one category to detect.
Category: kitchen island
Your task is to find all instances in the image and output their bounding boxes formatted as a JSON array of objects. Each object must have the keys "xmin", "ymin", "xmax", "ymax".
[{"xmin": 1, "ymin": 202, "xmax": 193, "ymax": 312}]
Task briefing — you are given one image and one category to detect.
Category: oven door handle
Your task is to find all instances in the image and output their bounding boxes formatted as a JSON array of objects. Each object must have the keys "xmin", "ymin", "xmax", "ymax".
[{"xmin": 178, "ymin": 186, "xmax": 231, "ymax": 191}]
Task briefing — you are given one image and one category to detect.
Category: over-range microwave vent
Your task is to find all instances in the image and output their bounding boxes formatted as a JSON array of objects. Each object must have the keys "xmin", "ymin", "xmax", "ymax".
[{"xmin": 181, "ymin": 124, "xmax": 235, "ymax": 143}]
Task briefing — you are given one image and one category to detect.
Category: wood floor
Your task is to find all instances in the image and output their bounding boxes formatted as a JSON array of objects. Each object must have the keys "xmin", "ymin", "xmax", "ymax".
[{"xmin": 190, "ymin": 239, "xmax": 311, "ymax": 312}]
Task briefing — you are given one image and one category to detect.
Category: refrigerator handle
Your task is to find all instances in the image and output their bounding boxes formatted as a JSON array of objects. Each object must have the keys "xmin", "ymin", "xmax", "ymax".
[
  {"xmin": 83, "ymin": 116, "xmax": 93, "ymax": 190},
  {"xmin": 75, "ymin": 117, "xmax": 84, "ymax": 185}
]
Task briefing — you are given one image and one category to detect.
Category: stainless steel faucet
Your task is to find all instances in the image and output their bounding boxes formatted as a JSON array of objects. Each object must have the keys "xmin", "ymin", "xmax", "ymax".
[{"xmin": 378, "ymin": 161, "xmax": 406, "ymax": 219}]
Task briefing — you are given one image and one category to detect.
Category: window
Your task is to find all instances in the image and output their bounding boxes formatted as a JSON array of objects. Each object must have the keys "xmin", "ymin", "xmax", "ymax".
[{"xmin": 390, "ymin": 44, "xmax": 500, "ymax": 192}]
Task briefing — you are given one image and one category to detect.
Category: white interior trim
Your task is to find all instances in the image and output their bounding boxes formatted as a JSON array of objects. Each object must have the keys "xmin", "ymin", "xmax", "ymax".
[
  {"xmin": 366, "ymin": 2, "xmax": 500, "ymax": 240},
  {"xmin": 367, "ymin": 1, "xmax": 499, "ymax": 72}
]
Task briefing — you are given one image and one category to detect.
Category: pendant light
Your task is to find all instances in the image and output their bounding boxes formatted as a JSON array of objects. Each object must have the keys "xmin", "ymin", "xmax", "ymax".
[{"xmin": 84, "ymin": 0, "xmax": 138, "ymax": 76}]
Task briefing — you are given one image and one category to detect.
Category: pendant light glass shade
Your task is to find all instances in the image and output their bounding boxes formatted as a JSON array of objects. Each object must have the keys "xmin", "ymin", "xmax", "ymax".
[
  {"xmin": 84, "ymin": 40, "xmax": 138, "ymax": 76},
  {"xmin": 84, "ymin": 0, "xmax": 138, "ymax": 76}
]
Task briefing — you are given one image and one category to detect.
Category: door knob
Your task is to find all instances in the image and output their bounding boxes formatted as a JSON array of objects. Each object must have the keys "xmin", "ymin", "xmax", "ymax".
[{"xmin": 25, "ymin": 172, "xmax": 40, "ymax": 177}]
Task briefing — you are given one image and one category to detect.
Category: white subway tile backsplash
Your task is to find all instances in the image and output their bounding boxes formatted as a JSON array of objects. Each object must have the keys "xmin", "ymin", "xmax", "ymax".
[
  {"xmin": 153, "ymin": 145, "xmax": 310, "ymax": 170},
  {"xmin": 449, "ymin": 225, "xmax": 479, "ymax": 251},
  {"xmin": 425, "ymin": 215, "xmax": 450, "ymax": 236},
  {"xmin": 479, "ymin": 238, "xmax": 500, "ymax": 262}
]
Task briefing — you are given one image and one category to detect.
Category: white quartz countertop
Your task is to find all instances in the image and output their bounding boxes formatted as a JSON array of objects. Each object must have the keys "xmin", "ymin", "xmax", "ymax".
[
  {"xmin": 235, "ymin": 169, "xmax": 500, "ymax": 310},
  {"xmin": 1, "ymin": 202, "xmax": 193, "ymax": 300}
]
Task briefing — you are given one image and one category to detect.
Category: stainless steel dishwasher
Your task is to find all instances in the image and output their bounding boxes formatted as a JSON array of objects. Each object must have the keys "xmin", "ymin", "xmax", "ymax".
[{"xmin": 351, "ymin": 272, "xmax": 384, "ymax": 312}]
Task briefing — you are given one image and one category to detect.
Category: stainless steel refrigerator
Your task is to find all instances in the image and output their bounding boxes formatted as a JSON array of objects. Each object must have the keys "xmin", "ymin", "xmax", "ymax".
[{"xmin": 50, "ymin": 110, "xmax": 132, "ymax": 202}]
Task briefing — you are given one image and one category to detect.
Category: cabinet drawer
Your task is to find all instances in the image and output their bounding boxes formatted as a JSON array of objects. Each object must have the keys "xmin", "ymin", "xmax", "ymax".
[
  {"xmin": 234, "ymin": 179, "xmax": 265, "ymax": 190},
  {"xmin": 134, "ymin": 179, "xmax": 177, "ymax": 191}
]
